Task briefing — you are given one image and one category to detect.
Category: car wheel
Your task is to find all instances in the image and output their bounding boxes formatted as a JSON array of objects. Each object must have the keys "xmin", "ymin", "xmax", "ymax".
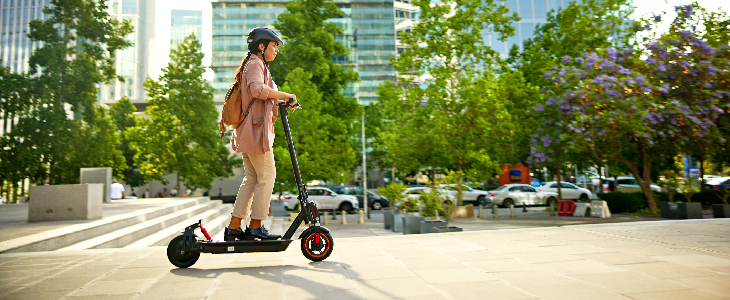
[
  {"xmin": 371, "ymin": 201, "xmax": 383, "ymax": 210},
  {"xmin": 502, "ymin": 198, "xmax": 514, "ymax": 208},
  {"xmin": 339, "ymin": 202, "xmax": 353, "ymax": 214},
  {"xmin": 546, "ymin": 197, "xmax": 557, "ymax": 207},
  {"xmin": 477, "ymin": 196, "xmax": 487, "ymax": 206},
  {"xmin": 579, "ymin": 194, "xmax": 588, "ymax": 201}
]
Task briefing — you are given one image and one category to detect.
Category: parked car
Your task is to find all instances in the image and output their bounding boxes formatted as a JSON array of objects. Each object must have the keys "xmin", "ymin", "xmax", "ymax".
[
  {"xmin": 538, "ymin": 181, "xmax": 595, "ymax": 201},
  {"xmin": 602, "ymin": 177, "xmax": 661, "ymax": 193},
  {"xmin": 283, "ymin": 187, "xmax": 359, "ymax": 213},
  {"xmin": 270, "ymin": 191, "xmax": 292, "ymax": 202},
  {"xmin": 707, "ymin": 177, "xmax": 730, "ymax": 190},
  {"xmin": 329, "ymin": 186, "xmax": 390, "ymax": 210},
  {"xmin": 403, "ymin": 187, "xmax": 431, "ymax": 204},
  {"xmin": 486, "ymin": 184, "xmax": 559, "ymax": 208},
  {"xmin": 530, "ymin": 178, "xmax": 546, "ymax": 187},
  {"xmin": 436, "ymin": 184, "xmax": 491, "ymax": 206}
]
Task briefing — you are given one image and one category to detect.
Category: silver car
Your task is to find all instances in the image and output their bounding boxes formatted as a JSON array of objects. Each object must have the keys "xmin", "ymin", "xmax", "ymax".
[
  {"xmin": 486, "ymin": 184, "xmax": 558, "ymax": 208},
  {"xmin": 283, "ymin": 187, "xmax": 359, "ymax": 213}
]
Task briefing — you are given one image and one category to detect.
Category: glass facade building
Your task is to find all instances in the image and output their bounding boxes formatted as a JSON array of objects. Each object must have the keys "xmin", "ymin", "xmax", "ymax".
[
  {"xmin": 211, "ymin": 0, "xmax": 412, "ymax": 106},
  {"xmin": 0, "ymin": 0, "xmax": 50, "ymax": 74},
  {"xmin": 488, "ymin": 0, "xmax": 568, "ymax": 56},
  {"xmin": 171, "ymin": 9, "xmax": 203, "ymax": 47}
]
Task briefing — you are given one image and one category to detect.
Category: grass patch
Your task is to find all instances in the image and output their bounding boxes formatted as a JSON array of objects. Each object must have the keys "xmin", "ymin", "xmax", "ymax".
[{"xmin": 626, "ymin": 208, "xmax": 660, "ymax": 217}]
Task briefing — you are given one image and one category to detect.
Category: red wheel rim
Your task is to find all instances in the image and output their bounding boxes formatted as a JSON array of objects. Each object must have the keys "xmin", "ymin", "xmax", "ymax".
[{"xmin": 305, "ymin": 233, "xmax": 329, "ymax": 258}]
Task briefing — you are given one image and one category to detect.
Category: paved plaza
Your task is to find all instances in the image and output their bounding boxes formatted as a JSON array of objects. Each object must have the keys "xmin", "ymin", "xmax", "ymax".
[{"xmin": 1, "ymin": 219, "xmax": 729, "ymax": 300}]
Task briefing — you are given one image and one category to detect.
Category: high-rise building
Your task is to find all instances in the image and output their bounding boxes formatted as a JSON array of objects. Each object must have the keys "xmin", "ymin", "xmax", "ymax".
[
  {"xmin": 211, "ymin": 0, "xmax": 417, "ymax": 106},
  {"xmin": 488, "ymin": 0, "xmax": 567, "ymax": 56},
  {"xmin": 170, "ymin": 9, "xmax": 203, "ymax": 48},
  {"xmin": 0, "ymin": 0, "xmax": 50, "ymax": 73}
]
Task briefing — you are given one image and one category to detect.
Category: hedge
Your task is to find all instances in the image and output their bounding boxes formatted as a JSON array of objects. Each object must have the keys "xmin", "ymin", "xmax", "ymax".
[
  {"xmin": 597, "ymin": 192, "xmax": 646, "ymax": 214},
  {"xmin": 691, "ymin": 191, "xmax": 727, "ymax": 206}
]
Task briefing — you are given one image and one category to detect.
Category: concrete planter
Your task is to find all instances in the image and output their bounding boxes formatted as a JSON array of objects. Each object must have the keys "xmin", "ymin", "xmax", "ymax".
[
  {"xmin": 29, "ymin": 184, "xmax": 104, "ymax": 222},
  {"xmin": 402, "ymin": 215, "xmax": 424, "ymax": 235},
  {"xmin": 712, "ymin": 204, "xmax": 730, "ymax": 218},
  {"xmin": 384, "ymin": 211, "xmax": 394, "ymax": 230},
  {"xmin": 420, "ymin": 220, "xmax": 446, "ymax": 234},
  {"xmin": 392, "ymin": 213, "xmax": 405, "ymax": 232},
  {"xmin": 433, "ymin": 226, "xmax": 463, "ymax": 233},
  {"xmin": 660, "ymin": 202, "xmax": 678, "ymax": 219},
  {"xmin": 677, "ymin": 202, "xmax": 703, "ymax": 219}
]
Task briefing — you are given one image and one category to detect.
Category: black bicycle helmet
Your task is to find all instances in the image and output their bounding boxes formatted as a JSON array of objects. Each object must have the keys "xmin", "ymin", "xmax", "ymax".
[{"xmin": 247, "ymin": 27, "xmax": 283, "ymax": 47}]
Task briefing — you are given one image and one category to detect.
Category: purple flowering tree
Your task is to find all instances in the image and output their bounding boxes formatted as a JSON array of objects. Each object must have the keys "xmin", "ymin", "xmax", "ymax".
[{"xmin": 531, "ymin": 3, "xmax": 730, "ymax": 210}]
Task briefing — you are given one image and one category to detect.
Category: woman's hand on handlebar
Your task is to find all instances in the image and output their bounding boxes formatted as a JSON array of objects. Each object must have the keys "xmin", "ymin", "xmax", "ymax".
[{"xmin": 277, "ymin": 94, "xmax": 297, "ymax": 109}]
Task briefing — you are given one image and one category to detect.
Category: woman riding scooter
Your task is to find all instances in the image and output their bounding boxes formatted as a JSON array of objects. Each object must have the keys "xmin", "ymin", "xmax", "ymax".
[{"xmin": 225, "ymin": 28, "xmax": 298, "ymax": 241}]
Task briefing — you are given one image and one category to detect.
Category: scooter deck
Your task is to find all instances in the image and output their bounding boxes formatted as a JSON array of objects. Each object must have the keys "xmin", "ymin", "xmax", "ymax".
[{"xmin": 198, "ymin": 239, "xmax": 293, "ymax": 254}]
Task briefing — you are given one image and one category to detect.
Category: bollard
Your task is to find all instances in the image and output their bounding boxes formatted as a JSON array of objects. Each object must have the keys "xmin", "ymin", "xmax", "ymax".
[
  {"xmin": 550, "ymin": 203, "xmax": 556, "ymax": 216},
  {"xmin": 323, "ymin": 211, "xmax": 329, "ymax": 225},
  {"xmin": 341, "ymin": 210, "xmax": 347, "ymax": 224},
  {"xmin": 435, "ymin": 209, "xmax": 440, "ymax": 221},
  {"xmin": 418, "ymin": 206, "xmax": 423, "ymax": 217},
  {"xmin": 358, "ymin": 209, "xmax": 365, "ymax": 224},
  {"xmin": 492, "ymin": 204, "xmax": 499, "ymax": 219},
  {"xmin": 509, "ymin": 204, "xmax": 516, "ymax": 218},
  {"xmin": 478, "ymin": 205, "xmax": 483, "ymax": 218},
  {"xmin": 332, "ymin": 210, "xmax": 337, "ymax": 220},
  {"xmin": 522, "ymin": 202, "xmax": 528, "ymax": 212}
]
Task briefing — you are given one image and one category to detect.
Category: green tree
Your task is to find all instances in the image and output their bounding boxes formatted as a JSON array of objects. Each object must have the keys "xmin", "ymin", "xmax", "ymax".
[
  {"xmin": 110, "ymin": 97, "xmax": 146, "ymax": 187},
  {"xmin": 266, "ymin": 0, "xmax": 361, "ymax": 190},
  {"xmin": 3, "ymin": 0, "xmax": 133, "ymax": 185},
  {"xmin": 128, "ymin": 35, "xmax": 240, "ymax": 191},
  {"xmin": 378, "ymin": 0, "xmax": 518, "ymax": 205}
]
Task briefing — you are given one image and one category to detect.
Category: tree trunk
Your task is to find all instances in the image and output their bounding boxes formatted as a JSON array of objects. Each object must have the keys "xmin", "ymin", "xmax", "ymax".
[
  {"xmin": 176, "ymin": 172, "xmax": 180, "ymax": 196},
  {"xmin": 699, "ymin": 158, "xmax": 705, "ymax": 191},
  {"xmin": 597, "ymin": 165, "xmax": 604, "ymax": 194},
  {"xmin": 456, "ymin": 160, "xmax": 463, "ymax": 206},
  {"xmin": 556, "ymin": 168, "xmax": 562, "ymax": 201}
]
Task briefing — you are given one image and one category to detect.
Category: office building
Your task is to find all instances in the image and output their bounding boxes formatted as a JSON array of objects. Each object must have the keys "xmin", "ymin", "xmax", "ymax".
[
  {"xmin": 211, "ymin": 0, "xmax": 418, "ymax": 106},
  {"xmin": 0, "ymin": 0, "xmax": 50, "ymax": 74}
]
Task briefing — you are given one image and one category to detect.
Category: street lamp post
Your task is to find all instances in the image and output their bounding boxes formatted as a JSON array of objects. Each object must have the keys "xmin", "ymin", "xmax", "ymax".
[{"xmin": 352, "ymin": 30, "xmax": 370, "ymax": 219}]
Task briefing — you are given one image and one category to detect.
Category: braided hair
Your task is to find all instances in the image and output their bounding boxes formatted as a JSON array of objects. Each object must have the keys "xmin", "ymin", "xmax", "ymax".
[{"xmin": 234, "ymin": 40, "xmax": 271, "ymax": 83}]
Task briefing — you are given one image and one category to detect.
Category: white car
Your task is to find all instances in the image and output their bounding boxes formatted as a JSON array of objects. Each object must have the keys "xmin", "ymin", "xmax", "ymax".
[
  {"xmin": 486, "ymin": 184, "xmax": 559, "ymax": 208},
  {"xmin": 538, "ymin": 181, "xmax": 595, "ymax": 201},
  {"xmin": 436, "ymin": 184, "xmax": 491, "ymax": 205},
  {"xmin": 270, "ymin": 191, "xmax": 292, "ymax": 201},
  {"xmin": 602, "ymin": 177, "xmax": 661, "ymax": 193},
  {"xmin": 283, "ymin": 187, "xmax": 359, "ymax": 213}
]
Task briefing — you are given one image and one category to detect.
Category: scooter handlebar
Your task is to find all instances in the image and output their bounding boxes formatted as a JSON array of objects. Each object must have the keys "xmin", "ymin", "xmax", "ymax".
[{"xmin": 279, "ymin": 98, "xmax": 302, "ymax": 109}]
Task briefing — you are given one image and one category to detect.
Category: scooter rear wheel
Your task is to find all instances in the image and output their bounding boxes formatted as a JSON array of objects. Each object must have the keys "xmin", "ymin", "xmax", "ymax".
[
  {"xmin": 167, "ymin": 235, "xmax": 200, "ymax": 268},
  {"xmin": 301, "ymin": 231, "xmax": 333, "ymax": 262}
]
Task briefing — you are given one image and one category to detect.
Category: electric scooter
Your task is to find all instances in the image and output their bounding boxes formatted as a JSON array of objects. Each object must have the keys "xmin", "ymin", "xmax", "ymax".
[{"xmin": 166, "ymin": 99, "xmax": 333, "ymax": 268}]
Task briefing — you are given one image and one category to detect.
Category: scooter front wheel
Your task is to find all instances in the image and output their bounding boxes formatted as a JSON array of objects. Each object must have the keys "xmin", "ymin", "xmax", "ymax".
[
  {"xmin": 167, "ymin": 235, "xmax": 200, "ymax": 268},
  {"xmin": 301, "ymin": 231, "xmax": 333, "ymax": 262}
]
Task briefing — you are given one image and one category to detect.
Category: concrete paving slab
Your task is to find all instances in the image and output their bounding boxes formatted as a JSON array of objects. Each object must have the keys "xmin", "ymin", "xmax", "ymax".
[
  {"xmin": 519, "ymin": 284, "xmax": 632, "ymax": 300},
  {"xmin": 0, "ymin": 219, "xmax": 729, "ymax": 300},
  {"xmin": 569, "ymin": 271, "xmax": 690, "ymax": 294},
  {"xmin": 625, "ymin": 289, "xmax": 728, "ymax": 300},
  {"xmin": 433, "ymin": 280, "xmax": 537, "ymax": 299},
  {"xmin": 667, "ymin": 275, "xmax": 730, "ymax": 298}
]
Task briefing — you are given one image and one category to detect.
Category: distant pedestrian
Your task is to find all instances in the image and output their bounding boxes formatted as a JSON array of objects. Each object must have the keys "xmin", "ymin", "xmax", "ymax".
[
  {"xmin": 218, "ymin": 188, "xmax": 223, "ymax": 198},
  {"xmin": 171, "ymin": 188, "xmax": 178, "ymax": 197},
  {"xmin": 110, "ymin": 180, "xmax": 125, "ymax": 200},
  {"xmin": 162, "ymin": 188, "xmax": 169, "ymax": 197},
  {"xmin": 144, "ymin": 188, "xmax": 150, "ymax": 198},
  {"xmin": 131, "ymin": 190, "xmax": 137, "ymax": 197},
  {"xmin": 203, "ymin": 190, "xmax": 209, "ymax": 197},
  {"xmin": 185, "ymin": 188, "xmax": 191, "ymax": 197}
]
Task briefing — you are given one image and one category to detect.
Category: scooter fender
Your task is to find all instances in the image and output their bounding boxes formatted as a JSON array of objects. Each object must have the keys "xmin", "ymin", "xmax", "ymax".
[{"xmin": 298, "ymin": 226, "xmax": 330, "ymax": 239}]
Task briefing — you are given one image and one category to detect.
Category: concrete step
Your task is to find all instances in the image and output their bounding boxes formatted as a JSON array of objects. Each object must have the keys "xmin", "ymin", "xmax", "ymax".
[
  {"xmin": 59, "ymin": 200, "xmax": 223, "ymax": 251},
  {"xmin": 0, "ymin": 198, "xmax": 209, "ymax": 253},
  {"xmin": 125, "ymin": 203, "xmax": 232, "ymax": 248}
]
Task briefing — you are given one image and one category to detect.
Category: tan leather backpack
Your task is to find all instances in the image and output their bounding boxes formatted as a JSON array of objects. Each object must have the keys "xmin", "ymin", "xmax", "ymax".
[{"xmin": 219, "ymin": 59, "xmax": 256, "ymax": 140}]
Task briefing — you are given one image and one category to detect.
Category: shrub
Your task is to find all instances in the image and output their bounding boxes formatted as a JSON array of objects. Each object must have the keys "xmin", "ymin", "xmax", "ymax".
[
  {"xmin": 420, "ymin": 187, "xmax": 444, "ymax": 217},
  {"xmin": 655, "ymin": 192, "xmax": 688, "ymax": 203},
  {"xmin": 597, "ymin": 192, "xmax": 646, "ymax": 213},
  {"xmin": 691, "ymin": 191, "xmax": 724, "ymax": 206},
  {"xmin": 377, "ymin": 183, "xmax": 408, "ymax": 211}
]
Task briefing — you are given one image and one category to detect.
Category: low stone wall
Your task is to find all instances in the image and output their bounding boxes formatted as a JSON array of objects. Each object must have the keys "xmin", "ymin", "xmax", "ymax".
[{"xmin": 28, "ymin": 184, "xmax": 104, "ymax": 222}]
